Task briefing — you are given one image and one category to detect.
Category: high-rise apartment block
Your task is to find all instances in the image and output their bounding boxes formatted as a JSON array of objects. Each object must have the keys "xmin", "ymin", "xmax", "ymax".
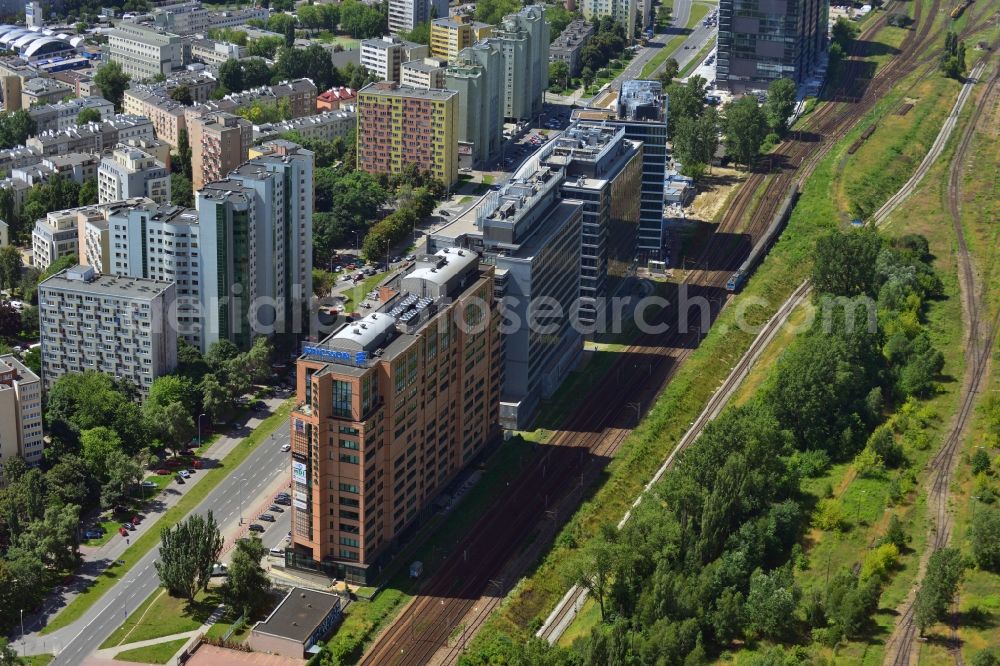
[
  {"xmin": 0, "ymin": 355, "xmax": 44, "ymax": 479},
  {"xmin": 429, "ymin": 15, "xmax": 492, "ymax": 61},
  {"xmin": 430, "ymin": 161, "xmax": 584, "ymax": 429},
  {"xmin": 717, "ymin": 0, "xmax": 827, "ymax": 92},
  {"xmin": 104, "ymin": 201, "xmax": 204, "ymax": 347},
  {"xmin": 445, "ymin": 42, "xmax": 503, "ymax": 168},
  {"xmin": 106, "ymin": 23, "xmax": 186, "ymax": 80},
  {"xmin": 98, "ymin": 145, "xmax": 171, "ymax": 204},
  {"xmin": 38, "ymin": 265, "xmax": 177, "ymax": 394},
  {"xmin": 357, "ymin": 82, "xmax": 458, "ymax": 187},
  {"xmin": 197, "ymin": 140, "xmax": 314, "ymax": 350},
  {"xmin": 189, "ymin": 111, "xmax": 252, "ymax": 190},
  {"xmin": 388, "ymin": 0, "xmax": 449, "ymax": 35},
  {"xmin": 360, "ymin": 35, "xmax": 429, "ymax": 83},
  {"xmin": 574, "ymin": 80, "xmax": 668, "ymax": 261},
  {"xmin": 489, "ymin": 5, "xmax": 549, "ymax": 121},
  {"xmin": 579, "ymin": 0, "xmax": 637, "ymax": 37},
  {"xmin": 539, "ymin": 122, "xmax": 642, "ymax": 325},
  {"xmin": 100, "ymin": 142, "xmax": 314, "ymax": 353},
  {"xmin": 287, "ymin": 247, "xmax": 501, "ymax": 583}
]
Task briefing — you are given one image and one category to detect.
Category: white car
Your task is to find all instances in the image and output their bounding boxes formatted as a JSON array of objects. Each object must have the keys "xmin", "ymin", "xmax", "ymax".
[
  {"xmin": 280, "ymin": 443, "xmax": 291, "ymax": 452},
  {"xmin": 178, "ymin": 470, "xmax": 190, "ymax": 478}
]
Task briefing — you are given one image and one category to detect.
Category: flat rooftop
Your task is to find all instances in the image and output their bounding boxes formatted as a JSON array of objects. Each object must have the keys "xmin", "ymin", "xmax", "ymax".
[
  {"xmin": 40, "ymin": 265, "xmax": 172, "ymax": 299},
  {"xmin": 358, "ymin": 81, "xmax": 457, "ymax": 102},
  {"xmin": 252, "ymin": 588, "xmax": 341, "ymax": 644}
]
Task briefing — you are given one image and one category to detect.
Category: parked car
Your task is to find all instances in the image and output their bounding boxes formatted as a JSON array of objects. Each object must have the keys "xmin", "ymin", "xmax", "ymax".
[
  {"xmin": 175, "ymin": 475, "xmax": 185, "ymax": 484},
  {"xmin": 269, "ymin": 504, "xmax": 284, "ymax": 512},
  {"xmin": 280, "ymin": 443, "xmax": 291, "ymax": 452},
  {"xmin": 178, "ymin": 470, "xmax": 190, "ymax": 479},
  {"xmin": 248, "ymin": 523, "xmax": 265, "ymax": 533},
  {"xmin": 165, "ymin": 459, "xmax": 181, "ymax": 468},
  {"xmin": 118, "ymin": 527, "xmax": 129, "ymax": 537},
  {"xmin": 141, "ymin": 480, "xmax": 156, "ymax": 488},
  {"xmin": 259, "ymin": 513, "xmax": 275, "ymax": 522},
  {"xmin": 156, "ymin": 468, "xmax": 170, "ymax": 475},
  {"xmin": 274, "ymin": 496, "xmax": 291, "ymax": 506},
  {"xmin": 191, "ymin": 459, "xmax": 203, "ymax": 469},
  {"xmin": 211, "ymin": 563, "xmax": 228, "ymax": 577},
  {"xmin": 269, "ymin": 547, "xmax": 285, "ymax": 556},
  {"xmin": 405, "ymin": 254, "xmax": 416, "ymax": 261},
  {"xmin": 121, "ymin": 522, "xmax": 135, "ymax": 531},
  {"xmin": 84, "ymin": 529, "xmax": 104, "ymax": 539},
  {"xmin": 131, "ymin": 515, "xmax": 142, "ymax": 525}
]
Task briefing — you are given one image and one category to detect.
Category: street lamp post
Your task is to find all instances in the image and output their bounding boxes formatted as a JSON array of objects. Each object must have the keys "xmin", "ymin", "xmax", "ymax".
[
  {"xmin": 20, "ymin": 608, "xmax": 24, "ymax": 657},
  {"xmin": 197, "ymin": 413, "xmax": 207, "ymax": 446}
]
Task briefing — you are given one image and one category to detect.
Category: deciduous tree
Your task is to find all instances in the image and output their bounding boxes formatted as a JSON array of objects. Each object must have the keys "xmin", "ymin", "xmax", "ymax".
[
  {"xmin": 223, "ymin": 536, "xmax": 271, "ymax": 618},
  {"xmin": 156, "ymin": 512, "xmax": 223, "ymax": 599},
  {"xmin": 723, "ymin": 95, "xmax": 767, "ymax": 168},
  {"xmin": 93, "ymin": 61, "xmax": 130, "ymax": 111}
]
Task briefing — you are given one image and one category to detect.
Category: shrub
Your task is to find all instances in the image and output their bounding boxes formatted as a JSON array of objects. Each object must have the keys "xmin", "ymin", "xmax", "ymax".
[{"xmin": 860, "ymin": 543, "xmax": 899, "ymax": 582}]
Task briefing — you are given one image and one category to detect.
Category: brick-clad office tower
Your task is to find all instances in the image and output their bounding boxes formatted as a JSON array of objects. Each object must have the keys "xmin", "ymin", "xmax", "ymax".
[{"xmin": 287, "ymin": 248, "xmax": 501, "ymax": 583}]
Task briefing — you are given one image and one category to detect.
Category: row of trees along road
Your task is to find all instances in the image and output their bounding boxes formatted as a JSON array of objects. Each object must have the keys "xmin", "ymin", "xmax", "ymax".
[
  {"xmin": 0, "ymin": 336, "xmax": 275, "ymax": 634},
  {"xmin": 461, "ymin": 228, "xmax": 957, "ymax": 665}
]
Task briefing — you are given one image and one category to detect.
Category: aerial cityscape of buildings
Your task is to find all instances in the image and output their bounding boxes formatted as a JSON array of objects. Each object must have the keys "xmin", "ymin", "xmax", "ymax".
[{"xmin": 0, "ymin": 0, "xmax": 953, "ymax": 664}]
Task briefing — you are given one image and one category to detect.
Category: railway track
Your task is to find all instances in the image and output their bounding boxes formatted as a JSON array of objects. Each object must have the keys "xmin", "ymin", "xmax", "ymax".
[
  {"xmin": 881, "ymin": 55, "xmax": 999, "ymax": 666},
  {"xmin": 358, "ymin": 2, "xmax": 960, "ymax": 662}
]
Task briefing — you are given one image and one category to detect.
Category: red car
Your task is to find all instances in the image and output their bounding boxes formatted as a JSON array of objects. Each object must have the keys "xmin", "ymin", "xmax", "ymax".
[
  {"xmin": 165, "ymin": 459, "xmax": 182, "ymax": 467},
  {"xmin": 156, "ymin": 468, "xmax": 171, "ymax": 475},
  {"xmin": 118, "ymin": 527, "xmax": 129, "ymax": 537},
  {"xmin": 191, "ymin": 459, "xmax": 203, "ymax": 469},
  {"xmin": 131, "ymin": 515, "xmax": 142, "ymax": 525}
]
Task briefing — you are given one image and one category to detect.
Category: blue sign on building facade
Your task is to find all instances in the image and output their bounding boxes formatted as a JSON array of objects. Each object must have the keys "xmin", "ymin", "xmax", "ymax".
[{"xmin": 302, "ymin": 346, "xmax": 369, "ymax": 367}]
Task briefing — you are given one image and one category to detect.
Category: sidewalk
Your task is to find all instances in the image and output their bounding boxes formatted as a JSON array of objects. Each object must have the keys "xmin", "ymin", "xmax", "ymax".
[{"xmin": 15, "ymin": 396, "xmax": 290, "ymax": 641}]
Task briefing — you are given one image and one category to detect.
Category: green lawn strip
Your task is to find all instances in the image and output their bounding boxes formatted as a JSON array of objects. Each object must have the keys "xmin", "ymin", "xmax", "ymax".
[
  {"xmin": 41, "ymin": 400, "xmax": 294, "ymax": 635},
  {"xmin": 640, "ymin": 3, "xmax": 710, "ymax": 79},
  {"xmin": 320, "ymin": 437, "xmax": 539, "ymax": 663},
  {"xmin": 113, "ymin": 638, "xmax": 190, "ymax": 665},
  {"xmin": 468, "ymin": 48, "xmax": 932, "ymax": 648},
  {"xmin": 340, "ymin": 271, "xmax": 391, "ymax": 313},
  {"xmin": 23, "ymin": 656, "xmax": 54, "ymax": 666},
  {"xmin": 100, "ymin": 588, "xmax": 218, "ymax": 649},
  {"xmin": 679, "ymin": 35, "xmax": 716, "ymax": 78}
]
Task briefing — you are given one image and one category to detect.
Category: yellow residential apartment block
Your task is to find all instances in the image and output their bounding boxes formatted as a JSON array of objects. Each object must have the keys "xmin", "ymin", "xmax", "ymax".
[
  {"xmin": 357, "ymin": 82, "xmax": 458, "ymax": 187},
  {"xmin": 430, "ymin": 15, "xmax": 493, "ymax": 62}
]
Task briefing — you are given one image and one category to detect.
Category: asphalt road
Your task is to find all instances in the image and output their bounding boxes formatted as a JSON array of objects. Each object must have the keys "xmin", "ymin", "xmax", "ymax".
[{"xmin": 42, "ymin": 426, "xmax": 293, "ymax": 665}]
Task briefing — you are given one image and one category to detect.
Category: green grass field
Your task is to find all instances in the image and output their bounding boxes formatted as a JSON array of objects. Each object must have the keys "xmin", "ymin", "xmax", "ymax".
[
  {"xmin": 41, "ymin": 400, "xmax": 294, "ymax": 635},
  {"xmin": 114, "ymin": 638, "xmax": 190, "ymax": 665},
  {"xmin": 100, "ymin": 588, "xmax": 218, "ymax": 649}
]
